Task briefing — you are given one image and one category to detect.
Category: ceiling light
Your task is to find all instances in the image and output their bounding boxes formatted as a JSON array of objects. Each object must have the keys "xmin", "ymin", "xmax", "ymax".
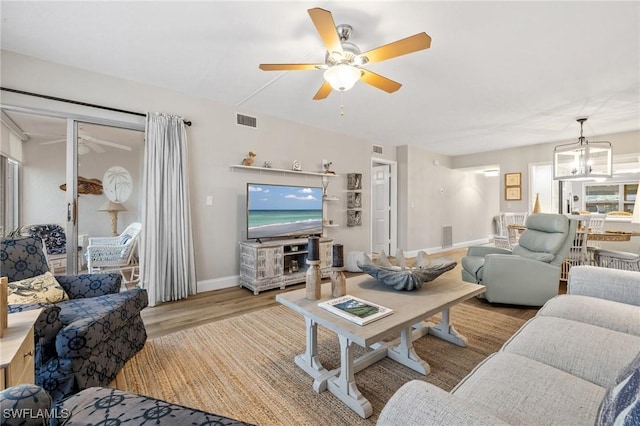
[
  {"xmin": 78, "ymin": 143, "xmax": 90, "ymax": 155},
  {"xmin": 553, "ymin": 117, "xmax": 612, "ymax": 180},
  {"xmin": 323, "ymin": 64, "xmax": 361, "ymax": 92}
]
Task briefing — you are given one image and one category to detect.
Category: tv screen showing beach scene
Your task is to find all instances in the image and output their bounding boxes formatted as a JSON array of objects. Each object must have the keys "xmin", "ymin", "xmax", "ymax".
[{"xmin": 247, "ymin": 183, "xmax": 324, "ymax": 240}]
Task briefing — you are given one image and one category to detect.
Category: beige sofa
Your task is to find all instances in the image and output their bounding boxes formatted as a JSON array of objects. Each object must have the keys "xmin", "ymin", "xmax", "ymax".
[{"xmin": 378, "ymin": 266, "xmax": 640, "ymax": 425}]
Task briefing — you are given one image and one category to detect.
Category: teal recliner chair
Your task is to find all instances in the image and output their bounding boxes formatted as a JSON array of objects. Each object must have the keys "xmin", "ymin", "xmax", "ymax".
[{"xmin": 461, "ymin": 213, "xmax": 577, "ymax": 307}]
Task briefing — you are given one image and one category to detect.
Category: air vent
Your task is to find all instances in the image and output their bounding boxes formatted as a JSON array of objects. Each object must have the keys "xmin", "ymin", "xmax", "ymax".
[
  {"xmin": 442, "ymin": 225, "xmax": 453, "ymax": 249},
  {"xmin": 236, "ymin": 113, "xmax": 257, "ymax": 128},
  {"xmin": 372, "ymin": 144, "xmax": 383, "ymax": 154}
]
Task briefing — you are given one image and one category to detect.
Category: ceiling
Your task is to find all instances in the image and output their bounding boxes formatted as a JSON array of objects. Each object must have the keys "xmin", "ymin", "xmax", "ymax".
[{"xmin": 1, "ymin": 1, "xmax": 639, "ymax": 157}]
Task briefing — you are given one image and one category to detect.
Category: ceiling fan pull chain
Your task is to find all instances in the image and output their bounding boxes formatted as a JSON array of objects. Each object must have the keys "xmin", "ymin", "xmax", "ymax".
[{"xmin": 340, "ymin": 91, "xmax": 345, "ymax": 116}]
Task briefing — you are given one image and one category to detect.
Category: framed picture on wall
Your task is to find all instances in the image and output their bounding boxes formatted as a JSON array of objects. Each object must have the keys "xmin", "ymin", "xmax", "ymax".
[
  {"xmin": 505, "ymin": 172, "xmax": 521, "ymax": 187},
  {"xmin": 505, "ymin": 186, "xmax": 522, "ymax": 201}
]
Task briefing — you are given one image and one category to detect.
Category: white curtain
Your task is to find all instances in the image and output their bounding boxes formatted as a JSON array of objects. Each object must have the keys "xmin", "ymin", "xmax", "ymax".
[{"xmin": 141, "ymin": 112, "xmax": 196, "ymax": 306}]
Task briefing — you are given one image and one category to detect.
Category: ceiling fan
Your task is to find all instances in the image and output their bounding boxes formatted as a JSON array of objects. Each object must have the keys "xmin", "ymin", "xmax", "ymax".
[
  {"xmin": 259, "ymin": 7, "xmax": 432, "ymax": 100},
  {"xmin": 40, "ymin": 133, "xmax": 132, "ymax": 154}
]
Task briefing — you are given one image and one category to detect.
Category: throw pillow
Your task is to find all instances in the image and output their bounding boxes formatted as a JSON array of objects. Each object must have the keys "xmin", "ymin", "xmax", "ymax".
[
  {"xmin": 8, "ymin": 272, "xmax": 69, "ymax": 305},
  {"xmin": 596, "ymin": 353, "xmax": 640, "ymax": 425}
]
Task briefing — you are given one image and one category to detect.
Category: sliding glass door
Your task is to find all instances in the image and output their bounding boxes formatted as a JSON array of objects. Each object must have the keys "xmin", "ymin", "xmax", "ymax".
[{"xmin": 1, "ymin": 107, "xmax": 143, "ymax": 275}]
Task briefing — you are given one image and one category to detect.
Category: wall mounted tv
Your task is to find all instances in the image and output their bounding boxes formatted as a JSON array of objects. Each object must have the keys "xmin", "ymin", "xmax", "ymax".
[{"xmin": 247, "ymin": 183, "xmax": 324, "ymax": 240}]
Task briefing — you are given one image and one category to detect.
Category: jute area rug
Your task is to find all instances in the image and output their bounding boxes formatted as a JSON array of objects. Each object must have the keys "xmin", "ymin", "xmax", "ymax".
[{"xmin": 111, "ymin": 303, "xmax": 525, "ymax": 425}]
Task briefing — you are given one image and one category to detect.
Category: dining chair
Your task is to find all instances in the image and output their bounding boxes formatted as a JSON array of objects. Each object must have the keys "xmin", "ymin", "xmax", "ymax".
[{"xmin": 585, "ymin": 213, "xmax": 607, "ymax": 263}]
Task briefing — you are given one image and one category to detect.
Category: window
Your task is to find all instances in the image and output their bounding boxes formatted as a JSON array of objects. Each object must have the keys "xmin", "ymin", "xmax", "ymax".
[{"xmin": 584, "ymin": 182, "xmax": 638, "ymax": 214}]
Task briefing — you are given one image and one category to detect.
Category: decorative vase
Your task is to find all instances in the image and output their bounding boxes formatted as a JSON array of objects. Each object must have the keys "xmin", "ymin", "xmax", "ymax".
[
  {"xmin": 331, "ymin": 268, "xmax": 346, "ymax": 298},
  {"xmin": 533, "ymin": 193, "xmax": 541, "ymax": 213},
  {"xmin": 305, "ymin": 260, "xmax": 322, "ymax": 300}
]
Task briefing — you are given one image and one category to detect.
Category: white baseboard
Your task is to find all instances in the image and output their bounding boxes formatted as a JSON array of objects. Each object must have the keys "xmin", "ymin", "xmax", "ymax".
[
  {"xmin": 197, "ymin": 275, "xmax": 239, "ymax": 293},
  {"xmin": 403, "ymin": 238, "xmax": 490, "ymax": 258}
]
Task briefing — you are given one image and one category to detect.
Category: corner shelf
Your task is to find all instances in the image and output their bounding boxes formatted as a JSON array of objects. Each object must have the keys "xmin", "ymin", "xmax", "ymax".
[{"xmin": 230, "ymin": 165, "xmax": 340, "ymax": 177}]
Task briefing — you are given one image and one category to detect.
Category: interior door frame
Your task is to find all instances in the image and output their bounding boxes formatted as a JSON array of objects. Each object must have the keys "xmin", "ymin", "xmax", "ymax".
[
  {"xmin": 1, "ymin": 104, "xmax": 144, "ymax": 273},
  {"xmin": 369, "ymin": 157, "xmax": 398, "ymax": 256}
]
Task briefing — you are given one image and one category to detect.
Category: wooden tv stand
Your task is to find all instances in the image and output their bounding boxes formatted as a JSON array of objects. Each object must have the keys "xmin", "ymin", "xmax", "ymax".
[{"xmin": 239, "ymin": 237, "xmax": 333, "ymax": 295}]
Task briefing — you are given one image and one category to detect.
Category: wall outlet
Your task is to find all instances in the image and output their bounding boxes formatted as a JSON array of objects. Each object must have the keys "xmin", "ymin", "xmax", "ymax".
[{"xmin": 206, "ymin": 195, "xmax": 213, "ymax": 206}]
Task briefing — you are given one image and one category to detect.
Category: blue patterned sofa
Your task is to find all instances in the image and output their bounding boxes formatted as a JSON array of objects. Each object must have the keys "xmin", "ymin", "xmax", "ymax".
[
  {"xmin": 1, "ymin": 237, "xmax": 148, "ymax": 402},
  {"xmin": 0, "ymin": 384, "xmax": 254, "ymax": 425}
]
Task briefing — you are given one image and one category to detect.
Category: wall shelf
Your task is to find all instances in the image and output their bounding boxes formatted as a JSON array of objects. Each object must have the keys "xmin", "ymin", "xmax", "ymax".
[
  {"xmin": 230, "ymin": 165, "xmax": 340, "ymax": 177},
  {"xmin": 347, "ymin": 173, "xmax": 363, "ymax": 227}
]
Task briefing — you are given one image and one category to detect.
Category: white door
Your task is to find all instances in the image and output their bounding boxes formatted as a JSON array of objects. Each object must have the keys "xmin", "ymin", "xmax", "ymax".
[{"xmin": 372, "ymin": 164, "xmax": 391, "ymax": 254}]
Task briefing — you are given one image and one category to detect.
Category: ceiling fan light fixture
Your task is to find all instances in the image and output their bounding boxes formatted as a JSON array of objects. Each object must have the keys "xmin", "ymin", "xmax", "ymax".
[
  {"xmin": 323, "ymin": 64, "xmax": 361, "ymax": 91},
  {"xmin": 78, "ymin": 143, "xmax": 91, "ymax": 155}
]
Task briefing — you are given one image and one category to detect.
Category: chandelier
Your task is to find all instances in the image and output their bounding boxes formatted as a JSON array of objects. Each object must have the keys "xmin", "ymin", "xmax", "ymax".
[{"xmin": 553, "ymin": 117, "xmax": 613, "ymax": 180}]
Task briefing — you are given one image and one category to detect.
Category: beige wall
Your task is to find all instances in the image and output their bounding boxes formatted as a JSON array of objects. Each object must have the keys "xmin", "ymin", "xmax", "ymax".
[
  {"xmin": 452, "ymin": 130, "xmax": 640, "ymax": 213},
  {"xmin": 1, "ymin": 50, "xmax": 386, "ymax": 288},
  {"xmin": 398, "ymin": 145, "xmax": 499, "ymax": 252}
]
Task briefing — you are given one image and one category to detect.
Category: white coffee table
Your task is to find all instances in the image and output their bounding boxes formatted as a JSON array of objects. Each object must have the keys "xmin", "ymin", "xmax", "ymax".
[{"xmin": 276, "ymin": 274, "xmax": 485, "ymax": 418}]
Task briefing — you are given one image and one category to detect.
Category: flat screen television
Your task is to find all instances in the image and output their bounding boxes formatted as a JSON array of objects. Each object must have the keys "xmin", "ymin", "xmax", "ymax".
[{"xmin": 247, "ymin": 183, "xmax": 324, "ymax": 240}]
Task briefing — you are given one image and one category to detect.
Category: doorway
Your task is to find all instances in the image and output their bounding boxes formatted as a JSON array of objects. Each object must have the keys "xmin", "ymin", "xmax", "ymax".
[{"xmin": 370, "ymin": 158, "xmax": 397, "ymax": 256}]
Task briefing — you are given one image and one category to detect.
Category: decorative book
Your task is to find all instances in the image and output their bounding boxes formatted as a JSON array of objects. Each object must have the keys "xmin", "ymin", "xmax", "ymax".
[{"xmin": 318, "ymin": 295, "xmax": 393, "ymax": 326}]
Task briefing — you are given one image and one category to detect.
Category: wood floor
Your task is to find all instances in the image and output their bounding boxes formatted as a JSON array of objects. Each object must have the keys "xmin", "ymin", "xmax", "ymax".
[{"xmin": 141, "ymin": 247, "xmax": 553, "ymax": 340}]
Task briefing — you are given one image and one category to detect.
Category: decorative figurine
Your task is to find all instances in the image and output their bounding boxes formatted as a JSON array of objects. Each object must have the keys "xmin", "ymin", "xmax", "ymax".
[
  {"xmin": 241, "ymin": 151, "xmax": 256, "ymax": 166},
  {"xmin": 292, "ymin": 160, "xmax": 302, "ymax": 171},
  {"xmin": 322, "ymin": 160, "xmax": 335, "ymax": 174}
]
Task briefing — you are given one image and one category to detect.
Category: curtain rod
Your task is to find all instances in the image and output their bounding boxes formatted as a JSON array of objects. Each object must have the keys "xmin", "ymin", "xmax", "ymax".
[{"xmin": 0, "ymin": 87, "xmax": 192, "ymax": 126}]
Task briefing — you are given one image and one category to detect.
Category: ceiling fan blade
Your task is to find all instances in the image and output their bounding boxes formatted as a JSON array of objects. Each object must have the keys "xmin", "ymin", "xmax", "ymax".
[
  {"xmin": 83, "ymin": 141, "xmax": 106, "ymax": 153},
  {"xmin": 313, "ymin": 81, "xmax": 333, "ymax": 100},
  {"xmin": 259, "ymin": 63, "xmax": 325, "ymax": 71},
  {"xmin": 40, "ymin": 139, "xmax": 65, "ymax": 145},
  {"xmin": 80, "ymin": 134, "xmax": 132, "ymax": 151},
  {"xmin": 360, "ymin": 32, "xmax": 432, "ymax": 64},
  {"xmin": 308, "ymin": 7, "xmax": 343, "ymax": 54},
  {"xmin": 360, "ymin": 69, "xmax": 402, "ymax": 93}
]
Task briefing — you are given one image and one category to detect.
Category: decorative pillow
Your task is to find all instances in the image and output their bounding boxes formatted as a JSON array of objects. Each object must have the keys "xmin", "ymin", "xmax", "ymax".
[
  {"xmin": 596, "ymin": 353, "xmax": 640, "ymax": 425},
  {"xmin": 7, "ymin": 272, "xmax": 69, "ymax": 305}
]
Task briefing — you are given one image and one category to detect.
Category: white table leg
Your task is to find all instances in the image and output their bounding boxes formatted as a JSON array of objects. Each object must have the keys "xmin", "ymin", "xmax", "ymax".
[
  {"xmin": 387, "ymin": 326, "xmax": 431, "ymax": 375},
  {"xmin": 294, "ymin": 317, "xmax": 328, "ymax": 378},
  {"xmin": 326, "ymin": 334, "xmax": 373, "ymax": 419},
  {"xmin": 425, "ymin": 308, "xmax": 468, "ymax": 347}
]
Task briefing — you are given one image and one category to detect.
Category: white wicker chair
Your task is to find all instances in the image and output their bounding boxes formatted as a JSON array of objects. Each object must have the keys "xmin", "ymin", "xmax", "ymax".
[
  {"xmin": 86, "ymin": 222, "xmax": 142, "ymax": 285},
  {"xmin": 594, "ymin": 248, "xmax": 640, "ymax": 272},
  {"xmin": 504, "ymin": 212, "xmax": 528, "ymax": 246},
  {"xmin": 585, "ymin": 213, "xmax": 607, "ymax": 263}
]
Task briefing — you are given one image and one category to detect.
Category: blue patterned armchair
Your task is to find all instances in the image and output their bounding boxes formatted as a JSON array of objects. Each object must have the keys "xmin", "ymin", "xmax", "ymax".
[{"xmin": 1, "ymin": 237, "xmax": 148, "ymax": 402}]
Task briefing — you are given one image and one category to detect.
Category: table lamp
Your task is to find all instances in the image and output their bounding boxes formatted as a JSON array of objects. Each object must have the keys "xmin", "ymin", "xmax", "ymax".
[{"xmin": 99, "ymin": 200, "xmax": 127, "ymax": 236}]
